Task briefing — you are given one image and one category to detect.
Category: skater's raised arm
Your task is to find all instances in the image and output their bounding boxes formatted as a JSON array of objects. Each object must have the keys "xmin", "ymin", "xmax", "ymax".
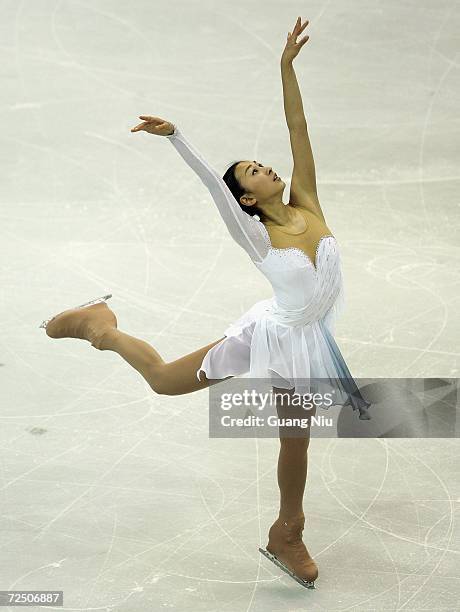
[
  {"xmin": 281, "ymin": 17, "xmax": 325, "ymax": 222},
  {"xmin": 130, "ymin": 115, "xmax": 269, "ymax": 264}
]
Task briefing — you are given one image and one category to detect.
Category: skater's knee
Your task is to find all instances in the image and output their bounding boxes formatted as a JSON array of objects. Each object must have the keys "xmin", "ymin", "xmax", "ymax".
[
  {"xmin": 150, "ymin": 380, "xmax": 175, "ymax": 395},
  {"xmin": 147, "ymin": 364, "xmax": 174, "ymax": 395},
  {"xmin": 148, "ymin": 363, "xmax": 189, "ymax": 396}
]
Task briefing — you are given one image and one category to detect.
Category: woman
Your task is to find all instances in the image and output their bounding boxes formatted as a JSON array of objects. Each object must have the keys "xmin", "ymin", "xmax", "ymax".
[{"xmin": 40, "ymin": 17, "xmax": 371, "ymax": 589}]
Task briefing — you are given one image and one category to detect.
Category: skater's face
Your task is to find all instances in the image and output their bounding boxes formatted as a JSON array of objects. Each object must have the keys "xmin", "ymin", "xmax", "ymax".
[{"xmin": 235, "ymin": 160, "xmax": 285, "ymax": 208}]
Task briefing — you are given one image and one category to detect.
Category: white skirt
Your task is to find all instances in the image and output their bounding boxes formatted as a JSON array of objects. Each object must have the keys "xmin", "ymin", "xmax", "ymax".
[{"xmin": 196, "ymin": 294, "xmax": 370, "ymax": 414}]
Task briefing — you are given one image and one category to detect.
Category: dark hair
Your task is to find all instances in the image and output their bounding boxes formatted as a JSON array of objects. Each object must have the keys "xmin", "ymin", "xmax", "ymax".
[{"xmin": 222, "ymin": 161, "xmax": 261, "ymax": 219}]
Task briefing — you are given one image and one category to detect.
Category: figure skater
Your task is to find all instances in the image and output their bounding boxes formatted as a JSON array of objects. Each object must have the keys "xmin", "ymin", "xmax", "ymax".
[{"xmin": 40, "ymin": 17, "xmax": 370, "ymax": 589}]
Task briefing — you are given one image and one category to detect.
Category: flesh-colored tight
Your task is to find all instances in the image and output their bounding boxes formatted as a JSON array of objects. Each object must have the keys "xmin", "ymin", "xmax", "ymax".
[{"xmin": 99, "ymin": 329, "xmax": 311, "ymax": 520}]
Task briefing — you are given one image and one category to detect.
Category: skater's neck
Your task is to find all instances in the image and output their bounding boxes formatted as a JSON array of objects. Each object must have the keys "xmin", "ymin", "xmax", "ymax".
[{"xmin": 260, "ymin": 201, "xmax": 296, "ymax": 228}]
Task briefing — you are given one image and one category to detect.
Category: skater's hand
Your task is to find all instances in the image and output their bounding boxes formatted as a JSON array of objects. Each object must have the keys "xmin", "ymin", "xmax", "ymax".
[
  {"xmin": 281, "ymin": 16, "xmax": 309, "ymax": 65},
  {"xmin": 130, "ymin": 116, "xmax": 175, "ymax": 137}
]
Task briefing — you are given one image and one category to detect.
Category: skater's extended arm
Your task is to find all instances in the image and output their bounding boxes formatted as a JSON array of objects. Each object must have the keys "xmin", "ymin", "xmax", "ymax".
[
  {"xmin": 164, "ymin": 125, "xmax": 269, "ymax": 263},
  {"xmin": 130, "ymin": 115, "xmax": 268, "ymax": 263},
  {"xmin": 281, "ymin": 17, "xmax": 325, "ymax": 223}
]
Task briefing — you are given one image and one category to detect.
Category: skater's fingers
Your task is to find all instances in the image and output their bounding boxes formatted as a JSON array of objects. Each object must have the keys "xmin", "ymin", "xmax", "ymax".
[
  {"xmin": 291, "ymin": 16, "xmax": 309, "ymax": 38},
  {"xmin": 130, "ymin": 122, "xmax": 146, "ymax": 132},
  {"xmin": 130, "ymin": 116, "xmax": 172, "ymax": 136},
  {"xmin": 299, "ymin": 20, "xmax": 309, "ymax": 33},
  {"xmin": 139, "ymin": 115, "xmax": 163, "ymax": 124}
]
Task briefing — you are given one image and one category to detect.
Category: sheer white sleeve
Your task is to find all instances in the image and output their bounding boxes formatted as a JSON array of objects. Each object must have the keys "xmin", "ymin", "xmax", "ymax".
[{"xmin": 165, "ymin": 125, "xmax": 269, "ymax": 264}]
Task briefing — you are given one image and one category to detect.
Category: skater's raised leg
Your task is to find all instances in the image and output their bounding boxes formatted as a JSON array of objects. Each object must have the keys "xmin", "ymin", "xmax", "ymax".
[
  {"xmin": 99, "ymin": 328, "xmax": 229, "ymax": 395},
  {"xmin": 43, "ymin": 298, "xmax": 230, "ymax": 395}
]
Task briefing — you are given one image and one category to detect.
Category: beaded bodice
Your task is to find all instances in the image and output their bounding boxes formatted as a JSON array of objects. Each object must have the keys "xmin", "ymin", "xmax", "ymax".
[{"xmin": 255, "ymin": 222, "xmax": 343, "ymax": 324}]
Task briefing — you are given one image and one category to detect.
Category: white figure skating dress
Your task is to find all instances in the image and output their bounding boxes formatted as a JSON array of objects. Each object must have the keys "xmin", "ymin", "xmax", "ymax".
[{"xmin": 166, "ymin": 126, "xmax": 370, "ymax": 417}]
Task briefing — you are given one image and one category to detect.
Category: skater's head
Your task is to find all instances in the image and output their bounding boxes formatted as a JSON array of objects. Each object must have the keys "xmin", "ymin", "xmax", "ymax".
[{"xmin": 223, "ymin": 160, "xmax": 286, "ymax": 220}]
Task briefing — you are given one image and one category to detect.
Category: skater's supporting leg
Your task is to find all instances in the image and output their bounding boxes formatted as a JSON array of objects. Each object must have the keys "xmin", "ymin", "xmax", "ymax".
[
  {"xmin": 99, "ymin": 329, "xmax": 230, "ymax": 395},
  {"xmin": 277, "ymin": 437, "xmax": 310, "ymax": 519},
  {"xmin": 259, "ymin": 387, "xmax": 319, "ymax": 586},
  {"xmin": 272, "ymin": 386, "xmax": 315, "ymax": 520}
]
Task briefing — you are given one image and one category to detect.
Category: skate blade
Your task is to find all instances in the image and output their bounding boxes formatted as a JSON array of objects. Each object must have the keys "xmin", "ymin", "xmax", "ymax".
[
  {"xmin": 258, "ymin": 547, "xmax": 316, "ymax": 589},
  {"xmin": 39, "ymin": 294, "xmax": 113, "ymax": 330}
]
